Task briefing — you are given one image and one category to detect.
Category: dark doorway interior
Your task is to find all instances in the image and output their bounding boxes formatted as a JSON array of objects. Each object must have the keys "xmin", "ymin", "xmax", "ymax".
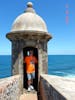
[{"xmin": 23, "ymin": 47, "xmax": 38, "ymax": 91}]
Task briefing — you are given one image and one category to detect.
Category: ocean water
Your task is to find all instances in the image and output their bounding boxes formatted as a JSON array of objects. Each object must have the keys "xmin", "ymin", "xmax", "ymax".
[
  {"xmin": 0, "ymin": 55, "xmax": 11, "ymax": 78},
  {"xmin": 48, "ymin": 55, "xmax": 75, "ymax": 77},
  {"xmin": 0, "ymin": 55, "xmax": 75, "ymax": 78}
]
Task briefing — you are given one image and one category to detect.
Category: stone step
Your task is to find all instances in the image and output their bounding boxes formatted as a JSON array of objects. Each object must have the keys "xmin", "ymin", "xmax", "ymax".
[{"xmin": 20, "ymin": 92, "xmax": 38, "ymax": 100}]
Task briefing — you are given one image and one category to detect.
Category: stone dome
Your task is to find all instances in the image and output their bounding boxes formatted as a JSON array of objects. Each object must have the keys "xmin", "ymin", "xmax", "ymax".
[{"xmin": 11, "ymin": 2, "xmax": 48, "ymax": 32}]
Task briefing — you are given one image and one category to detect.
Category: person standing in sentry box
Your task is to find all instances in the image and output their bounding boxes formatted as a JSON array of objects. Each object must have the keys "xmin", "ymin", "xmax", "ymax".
[{"xmin": 24, "ymin": 50, "xmax": 37, "ymax": 92}]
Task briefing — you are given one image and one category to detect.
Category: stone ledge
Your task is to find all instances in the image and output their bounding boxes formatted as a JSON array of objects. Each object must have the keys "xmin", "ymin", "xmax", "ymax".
[
  {"xmin": 6, "ymin": 30, "xmax": 52, "ymax": 41},
  {"xmin": 39, "ymin": 74, "xmax": 75, "ymax": 100},
  {"xmin": 0, "ymin": 75, "xmax": 21, "ymax": 100}
]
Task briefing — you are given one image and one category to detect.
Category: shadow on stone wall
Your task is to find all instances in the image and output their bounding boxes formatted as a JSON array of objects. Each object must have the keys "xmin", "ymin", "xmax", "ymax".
[{"xmin": 39, "ymin": 75, "xmax": 66, "ymax": 100}]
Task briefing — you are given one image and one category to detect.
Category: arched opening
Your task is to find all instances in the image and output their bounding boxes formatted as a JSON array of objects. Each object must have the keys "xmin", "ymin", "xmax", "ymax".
[{"xmin": 23, "ymin": 47, "xmax": 38, "ymax": 91}]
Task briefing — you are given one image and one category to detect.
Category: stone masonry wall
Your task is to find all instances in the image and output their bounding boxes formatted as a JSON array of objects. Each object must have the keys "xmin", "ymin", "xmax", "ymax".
[
  {"xmin": 0, "ymin": 75, "xmax": 21, "ymax": 100},
  {"xmin": 38, "ymin": 41, "xmax": 48, "ymax": 74},
  {"xmin": 39, "ymin": 75, "xmax": 65, "ymax": 100},
  {"xmin": 39, "ymin": 74, "xmax": 75, "ymax": 100},
  {"xmin": 42, "ymin": 42, "xmax": 48, "ymax": 74}
]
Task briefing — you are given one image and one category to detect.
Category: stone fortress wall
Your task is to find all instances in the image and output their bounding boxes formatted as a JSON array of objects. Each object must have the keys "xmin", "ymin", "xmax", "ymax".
[
  {"xmin": 0, "ymin": 75, "xmax": 21, "ymax": 100},
  {"xmin": 0, "ymin": 74, "xmax": 75, "ymax": 100},
  {"xmin": 39, "ymin": 74, "xmax": 75, "ymax": 100}
]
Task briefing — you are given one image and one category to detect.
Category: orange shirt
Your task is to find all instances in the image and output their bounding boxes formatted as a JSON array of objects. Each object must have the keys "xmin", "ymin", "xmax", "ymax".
[{"xmin": 24, "ymin": 56, "xmax": 37, "ymax": 73}]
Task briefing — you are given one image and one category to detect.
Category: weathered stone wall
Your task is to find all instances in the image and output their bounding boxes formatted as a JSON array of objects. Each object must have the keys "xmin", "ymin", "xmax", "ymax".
[
  {"xmin": 39, "ymin": 74, "xmax": 75, "ymax": 100},
  {"xmin": 38, "ymin": 41, "xmax": 48, "ymax": 74},
  {"xmin": 42, "ymin": 42, "xmax": 48, "ymax": 74},
  {"xmin": 39, "ymin": 75, "xmax": 65, "ymax": 100},
  {"xmin": 0, "ymin": 75, "xmax": 21, "ymax": 100}
]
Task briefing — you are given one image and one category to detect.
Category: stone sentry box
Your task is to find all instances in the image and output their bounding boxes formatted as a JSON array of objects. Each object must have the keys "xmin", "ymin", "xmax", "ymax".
[{"xmin": 6, "ymin": 2, "xmax": 52, "ymax": 92}]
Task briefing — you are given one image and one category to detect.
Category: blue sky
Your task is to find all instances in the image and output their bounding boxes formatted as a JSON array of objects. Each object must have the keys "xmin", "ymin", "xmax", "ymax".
[{"xmin": 0, "ymin": 0, "xmax": 75, "ymax": 55}]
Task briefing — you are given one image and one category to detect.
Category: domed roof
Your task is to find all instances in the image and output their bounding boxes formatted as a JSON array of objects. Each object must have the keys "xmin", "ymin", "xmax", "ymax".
[{"xmin": 11, "ymin": 2, "xmax": 48, "ymax": 32}]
